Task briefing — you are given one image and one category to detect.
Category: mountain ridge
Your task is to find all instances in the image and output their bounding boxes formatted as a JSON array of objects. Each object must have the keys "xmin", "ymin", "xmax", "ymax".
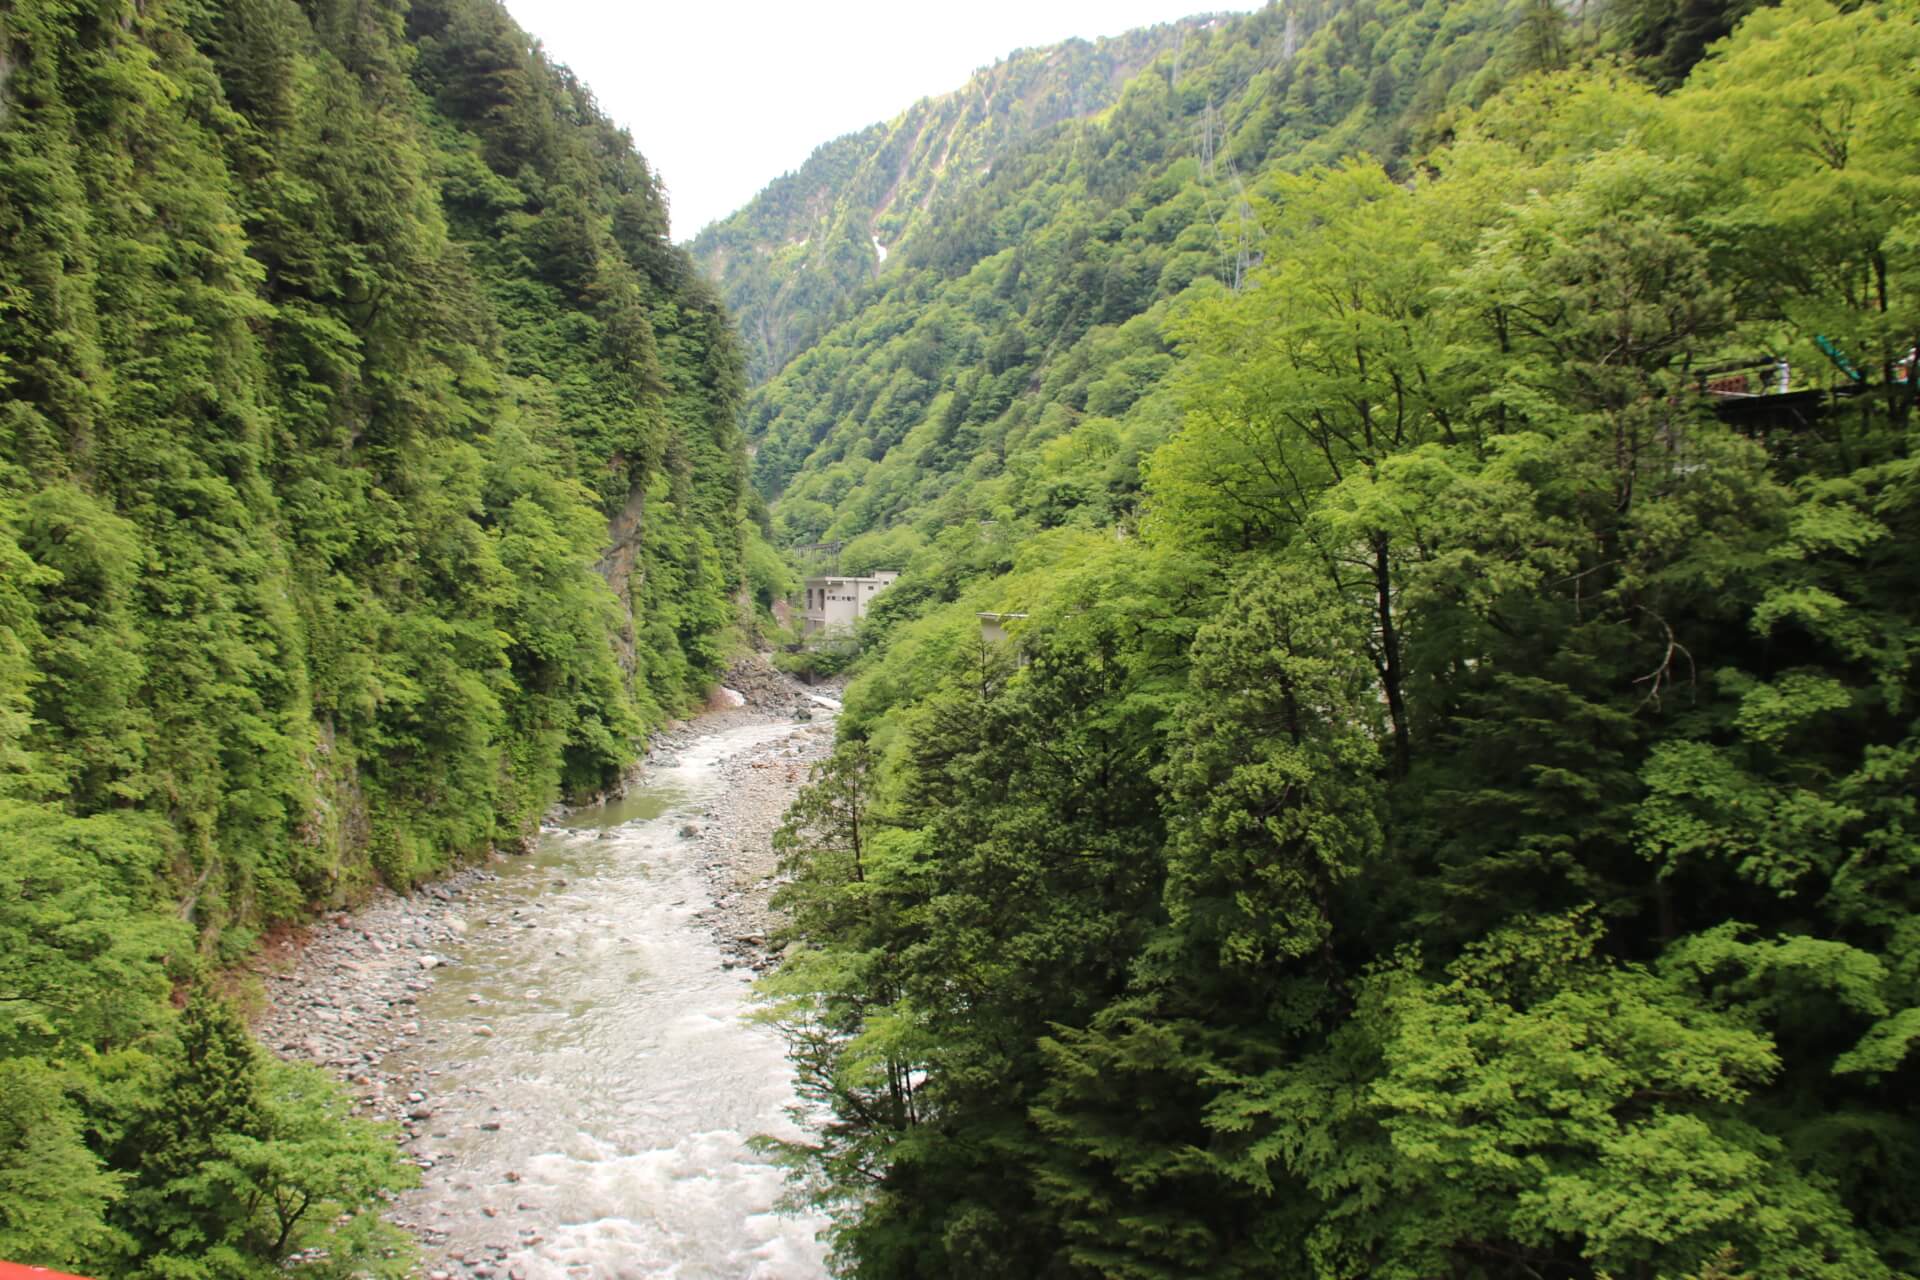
[{"xmin": 690, "ymin": 16, "xmax": 1227, "ymax": 384}]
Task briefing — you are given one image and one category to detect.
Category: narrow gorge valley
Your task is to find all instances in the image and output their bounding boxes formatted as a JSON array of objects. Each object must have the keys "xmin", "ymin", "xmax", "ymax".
[{"xmin": 5, "ymin": 1, "xmax": 1920, "ymax": 1279}]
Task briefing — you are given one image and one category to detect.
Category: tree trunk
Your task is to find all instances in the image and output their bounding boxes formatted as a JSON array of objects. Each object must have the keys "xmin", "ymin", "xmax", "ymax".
[{"xmin": 1372, "ymin": 533, "xmax": 1412, "ymax": 777}]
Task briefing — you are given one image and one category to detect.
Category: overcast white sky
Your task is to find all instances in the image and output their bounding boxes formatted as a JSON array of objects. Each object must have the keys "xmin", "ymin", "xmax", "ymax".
[{"xmin": 501, "ymin": 0, "xmax": 1256, "ymax": 239}]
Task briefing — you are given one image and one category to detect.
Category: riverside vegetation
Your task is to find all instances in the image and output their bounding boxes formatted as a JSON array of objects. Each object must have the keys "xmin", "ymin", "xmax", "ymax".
[
  {"xmin": 729, "ymin": 0, "xmax": 1920, "ymax": 1277},
  {"xmin": 4, "ymin": 1, "xmax": 1920, "ymax": 1279},
  {"xmin": 0, "ymin": 0, "xmax": 792, "ymax": 1275}
]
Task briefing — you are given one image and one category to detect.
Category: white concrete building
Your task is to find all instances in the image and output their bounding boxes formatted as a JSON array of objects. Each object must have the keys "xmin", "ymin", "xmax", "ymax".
[
  {"xmin": 977, "ymin": 612, "xmax": 1027, "ymax": 646},
  {"xmin": 802, "ymin": 571, "xmax": 899, "ymax": 637}
]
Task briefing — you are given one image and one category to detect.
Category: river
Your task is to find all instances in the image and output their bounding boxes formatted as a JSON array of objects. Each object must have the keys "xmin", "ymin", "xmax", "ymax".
[{"xmin": 387, "ymin": 718, "xmax": 830, "ymax": 1280}]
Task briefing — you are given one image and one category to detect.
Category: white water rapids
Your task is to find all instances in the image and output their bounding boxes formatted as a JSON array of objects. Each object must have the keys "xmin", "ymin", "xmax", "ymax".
[{"xmin": 388, "ymin": 718, "xmax": 830, "ymax": 1280}]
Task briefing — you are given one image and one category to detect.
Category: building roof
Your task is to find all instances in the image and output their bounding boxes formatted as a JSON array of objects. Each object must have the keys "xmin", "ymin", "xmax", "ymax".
[
  {"xmin": 0, "ymin": 1263, "xmax": 95, "ymax": 1280},
  {"xmin": 805, "ymin": 571, "xmax": 899, "ymax": 586}
]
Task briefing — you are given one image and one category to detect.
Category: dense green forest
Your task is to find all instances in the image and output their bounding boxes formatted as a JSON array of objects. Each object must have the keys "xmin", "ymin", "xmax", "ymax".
[
  {"xmin": 0, "ymin": 0, "xmax": 771, "ymax": 1272},
  {"xmin": 690, "ymin": 20, "xmax": 1206, "ymax": 385},
  {"xmin": 7, "ymin": 0, "xmax": 1920, "ymax": 1276},
  {"xmin": 740, "ymin": 0, "xmax": 1602, "ymax": 545},
  {"xmin": 744, "ymin": 0, "xmax": 1920, "ymax": 1276}
]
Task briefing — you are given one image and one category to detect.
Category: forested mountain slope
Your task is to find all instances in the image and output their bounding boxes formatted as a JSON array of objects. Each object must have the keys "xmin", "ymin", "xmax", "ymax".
[
  {"xmin": 741, "ymin": 0, "xmax": 1571, "ymax": 539},
  {"xmin": 739, "ymin": 0, "xmax": 1920, "ymax": 1275},
  {"xmin": 689, "ymin": 20, "xmax": 1209, "ymax": 385},
  {"xmin": 0, "ymin": 0, "xmax": 761, "ymax": 1272}
]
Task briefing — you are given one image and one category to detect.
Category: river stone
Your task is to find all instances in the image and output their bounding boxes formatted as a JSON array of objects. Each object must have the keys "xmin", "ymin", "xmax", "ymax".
[{"xmin": 250, "ymin": 679, "xmax": 834, "ymax": 1272}]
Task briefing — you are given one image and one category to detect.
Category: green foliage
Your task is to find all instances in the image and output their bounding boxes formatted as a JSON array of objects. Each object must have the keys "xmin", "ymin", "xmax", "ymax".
[
  {"xmin": 1159, "ymin": 562, "xmax": 1386, "ymax": 976},
  {"xmin": 691, "ymin": 22, "xmax": 1204, "ymax": 383},
  {"xmin": 732, "ymin": 0, "xmax": 1594, "ymax": 566},
  {"xmin": 0, "ymin": 800, "xmax": 178, "ymax": 1055},
  {"xmin": 772, "ymin": 640, "xmax": 860, "ymax": 683},
  {"xmin": 1251, "ymin": 915, "xmax": 1884, "ymax": 1279},
  {"xmin": 0, "ymin": 1062, "xmax": 124, "ymax": 1267},
  {"xmin": 114, "ymin": 991, "xmax": 415, "ymax": 1280},
  {"xmin": 1604, "ymin": 0, "xmax": 1765, "ymax": 88},
  {"xmin": 749, "ymin": 2, "xmax": 1920, "ymax": 1275},
  {"xmin": 0, "ymin": 0, "xmax": 748, "ymax": 1273}
]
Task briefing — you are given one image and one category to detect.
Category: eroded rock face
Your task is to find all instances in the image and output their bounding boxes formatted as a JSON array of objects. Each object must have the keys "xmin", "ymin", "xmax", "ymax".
[
  {"xmin": 595, "ymin": 485, "xmax": 647, "ymax": 676},
  {"xmin": 715, "ymin": 653, "xmax": 835, "ymax": 717}
]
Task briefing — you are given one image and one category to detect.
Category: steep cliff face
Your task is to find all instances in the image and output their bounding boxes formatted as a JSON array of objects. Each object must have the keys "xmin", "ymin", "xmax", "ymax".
[
  {"xmin": 689, "ymin": 19, "xmax": 1210, "ymax": 385},
  {"xmin": 0, "ymin": 0, "xmax": 749, "ymax": 933},
  {"xmin": 405, "ymin": 0, "xmax": 752, "ymax": 718},
  {"xmin": 0, "ymin": 3, "xmax": 771, "ymax": 1269},
  {"xmin": 734, "ymin": 0, "xmax": 1531, "ymax": 518}
]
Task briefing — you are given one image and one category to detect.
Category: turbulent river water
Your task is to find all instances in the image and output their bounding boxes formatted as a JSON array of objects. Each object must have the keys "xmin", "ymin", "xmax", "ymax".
[{"xmin": 388, "ymin": 718, "xmax": 830, "ymax": 1280}]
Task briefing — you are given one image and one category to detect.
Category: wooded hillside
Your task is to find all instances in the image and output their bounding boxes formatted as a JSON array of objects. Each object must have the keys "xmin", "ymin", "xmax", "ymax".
[
  {"xmin": 0, "ymin": 0, "xmax": 761, "ymax": 1271},
  {"xmin": 690, "ymin": 19, "xmax": 1210, "ymax": 385},
  {"xmin": 738, "ymin": 1, "xmax": 1920, "ymax": 1275}
]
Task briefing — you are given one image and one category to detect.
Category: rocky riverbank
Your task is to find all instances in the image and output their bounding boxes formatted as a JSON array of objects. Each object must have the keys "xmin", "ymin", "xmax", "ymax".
[
  {"xmin": 690, "ymin": 713, "xmax": 836, "ymax": 969},
  {"xmin": 545, "ymin": 655, "xmax": 831, "ymax": 818},
  {"xmin": 638, "ymin": 654, "xmax": 841, "ymax": 964},
  {"xmin": 248, "ymin": 655, "xmax": 839, "ymax": 1276}
]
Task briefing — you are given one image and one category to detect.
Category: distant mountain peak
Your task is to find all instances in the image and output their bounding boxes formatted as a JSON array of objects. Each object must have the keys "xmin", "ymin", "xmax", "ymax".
[{"xmin": 689, "ymin": 18, "xmax": 1212, "ymax": 384}]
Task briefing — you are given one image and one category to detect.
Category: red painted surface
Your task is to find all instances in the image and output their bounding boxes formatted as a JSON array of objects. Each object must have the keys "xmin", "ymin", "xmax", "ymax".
[{"xmin": 0, "ymin": 1263, "xmax": 93, "ymax": 1280}]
